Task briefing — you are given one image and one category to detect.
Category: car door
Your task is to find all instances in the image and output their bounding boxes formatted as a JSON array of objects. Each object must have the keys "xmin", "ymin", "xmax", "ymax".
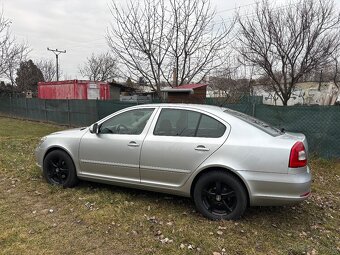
[
  {"xmin": 79, "ymin": 107, "xmax": 156, "ymax": 183},
  {"xmin": 140, "ymin": 107, "xmax": 230, "ymax": 187}
]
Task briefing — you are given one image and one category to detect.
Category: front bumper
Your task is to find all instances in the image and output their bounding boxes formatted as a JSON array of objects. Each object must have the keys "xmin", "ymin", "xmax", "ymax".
[
  {"xmin": 35, "ymin": 146, "xmax": 44, "ymax": 169},
  {"xmin": 239, "ymin": 167, "xmax": 312, "ymax": 206}
]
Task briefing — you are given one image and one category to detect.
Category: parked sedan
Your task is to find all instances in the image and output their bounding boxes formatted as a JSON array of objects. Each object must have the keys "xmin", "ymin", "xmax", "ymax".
[{"xmin": 35, "ymin": 104, "xmax": 311, "ymax": 220}]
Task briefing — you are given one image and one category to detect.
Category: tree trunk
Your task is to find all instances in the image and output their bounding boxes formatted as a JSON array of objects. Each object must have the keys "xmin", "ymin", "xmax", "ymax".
[{"xmin": 282, "ymin": 96, "xmax": 289, "ymax": 106}]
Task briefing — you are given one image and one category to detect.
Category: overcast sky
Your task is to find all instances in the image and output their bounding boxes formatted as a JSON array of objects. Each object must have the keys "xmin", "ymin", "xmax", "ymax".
[{"xmin": 2, "ymin": 0, "xmax": 339, "ymax": 80}]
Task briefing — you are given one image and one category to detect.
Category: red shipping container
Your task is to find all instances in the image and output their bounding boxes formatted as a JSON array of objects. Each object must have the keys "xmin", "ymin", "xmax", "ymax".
[{"xmin": 38, "ymin": 80, "xmax": 110, "ymax": 100}]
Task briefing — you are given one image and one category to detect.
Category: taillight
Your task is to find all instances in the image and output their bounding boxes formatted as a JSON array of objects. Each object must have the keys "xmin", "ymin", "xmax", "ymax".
[{"xmin": 289, "ymin": 142, "xmax": 307, "ymax": 168}]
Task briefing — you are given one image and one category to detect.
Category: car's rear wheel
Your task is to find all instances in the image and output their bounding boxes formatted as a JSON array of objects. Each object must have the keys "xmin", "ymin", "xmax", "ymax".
[
  {"xmin": 193, "ymin": 171, "xmax": 247, "ymax": 220},
  {"xmin": 43, "ymin": 150, "xmax": 78, "ymax": 188}
]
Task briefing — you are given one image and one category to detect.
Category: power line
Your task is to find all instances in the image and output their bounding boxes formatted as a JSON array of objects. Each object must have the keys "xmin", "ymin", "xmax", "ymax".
[
  {"xmin": 212, "ymin": 1, "xmax": 300, "ymax": 27},
  {"xmin": 215, "ymin": 2, "xmax": 259, "ymax": 15},
  {"xmin": 47, "ymin": 48, "xmax": 66, "ymax": 81}
]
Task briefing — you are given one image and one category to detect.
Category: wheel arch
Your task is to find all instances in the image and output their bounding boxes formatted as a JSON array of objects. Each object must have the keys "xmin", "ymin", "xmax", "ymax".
[
  {"xmin": 43, "ymin": 146, "xmax": 76, "ymax": 168},
  {"xmin": 43, "ymin": 146, "xmax": 79, "ymax": 187},
  {"xmin": 190, "ymin": 166, "xmax": 250, "ymax": 206}
]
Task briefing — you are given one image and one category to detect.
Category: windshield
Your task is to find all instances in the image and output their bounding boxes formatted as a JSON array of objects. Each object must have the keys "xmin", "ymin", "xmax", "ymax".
[{"xmin": 223, "ymin": 108, "xmax": 283, "ymax": 136}]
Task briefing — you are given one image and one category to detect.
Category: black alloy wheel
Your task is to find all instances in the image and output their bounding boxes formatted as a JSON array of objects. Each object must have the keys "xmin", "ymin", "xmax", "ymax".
[
  {"xmin": 194, "ymin": 171, "xmax": 247, "ymax": 220},
  {"xmin": 43, "ymin": 150, "xmax": 78, "ymax": 188},
  {"xmin": 202, "ymin": 181, "xmax": 237, "ymax": 216}
]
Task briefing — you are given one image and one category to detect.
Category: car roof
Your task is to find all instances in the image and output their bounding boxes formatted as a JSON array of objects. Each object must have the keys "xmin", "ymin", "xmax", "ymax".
[
  {"xmin": 130, "ymin": 104, "xmax": 281, "ymax": 137},
  {"xmin": 138, "ymin": 103, "xmax": 225, "ymax": 114}
]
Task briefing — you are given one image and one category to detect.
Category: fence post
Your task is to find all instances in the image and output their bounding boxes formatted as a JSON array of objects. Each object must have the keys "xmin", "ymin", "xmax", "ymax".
[
  {"xmin": 96, "ymin": 99, "xmax": 99, "ymax": 121},
  {"xmin": 252, "ymin": 102, "xmax": 256, "ymax": 117},
  {"xmin": 67, "ymin": 99, "xmax": 71, "ymax": 127},
  {"xmin": 44, "ymin": 99, "xmax": 48, "ymax": 122},
  {"xmin": 25, "ymin": 97, "xmax": 28, "ymax": 119},
  {"xmin": 9, "ymin": 96, "xmax": 12, "ymax": 117}
]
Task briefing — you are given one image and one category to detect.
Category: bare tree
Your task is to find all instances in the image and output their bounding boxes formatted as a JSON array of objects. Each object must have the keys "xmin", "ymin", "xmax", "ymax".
[
  {"xmin": 107, "ymin": 0, "xmax": 234, "ymax": 94},
  {"xmin": 37, "ymin": 59, "xmax": 57, "ymax": 82},
  {"xmin": 237, "ymin": 0, "xmax": 340, "ymax": 105},
  {"xmin": 209, "ymin": 65, "xmax": 255, "ymax": 104},
  {"xmin": 3, "ymin": 41, "xmax": 30, "ymax": 87},
  {"xmin": 0, "ymin": 11, "xmax": 11, "ymax": 75},
  {"xmin": 325, "ymin": 53, "xmax": 340, "ymax": 104},
  {"xmin": 330, "ymin": 54, "xmax": 340, "ymax": 88},
  {"xmin": 0, "ymin": 10, "xmax": 30, "ymax": 90},
  {"xmin": 79, "ymin": 52, "xmax": 117, "ymax": 81}
]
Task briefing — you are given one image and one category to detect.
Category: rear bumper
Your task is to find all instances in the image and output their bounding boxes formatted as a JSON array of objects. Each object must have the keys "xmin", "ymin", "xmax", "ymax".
[{"xmin": 238, "ymin": 167, "xmax": 312, "ymax": 206}]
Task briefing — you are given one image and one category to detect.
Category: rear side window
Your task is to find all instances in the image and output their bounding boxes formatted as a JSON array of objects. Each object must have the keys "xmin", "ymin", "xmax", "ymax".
[
  {"xmin": 196, "ymin": 114, "xmax": 226, "ymax": 138},
  {"xmin": 154, "ymin": 109, "xmax": 226, "ymax": 138}
]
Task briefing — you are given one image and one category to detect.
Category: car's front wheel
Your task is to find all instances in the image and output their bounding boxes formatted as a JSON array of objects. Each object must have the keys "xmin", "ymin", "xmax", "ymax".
[
  {"xmin": 193, "ymin": 171, "xmax": 247, "ymax": 220},
  {"xmin": 43, "ymin": 150, "xmax": 78, "ymax": 188}
]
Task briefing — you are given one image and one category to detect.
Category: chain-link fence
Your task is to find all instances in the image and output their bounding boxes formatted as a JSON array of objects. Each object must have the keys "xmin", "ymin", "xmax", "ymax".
[
  {"xmin": 253, "ymin": 104, "xmax": 340, "ymax": 158},
  {"xmin": 0, "ymin": 97, "xmax": 339, "ymax": 158},
  {"xmin": 0, "ymin": 97, "xmax": 137, "ymax": 126}
]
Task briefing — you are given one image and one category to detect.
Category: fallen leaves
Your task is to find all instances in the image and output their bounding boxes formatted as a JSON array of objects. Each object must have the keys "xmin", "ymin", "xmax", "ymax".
[
  {"xmin": 40, "ymin": 208, "xmax": 54, "ymax": 214},
  {"xmin": 160, "ymin": 237, "xmax": 173, "ymax": 244},
  {"xmin": 84, "ymin": 201, "xmax": 98, "ymax": 211},
  {"xmin": 307, "ymin": 248, "xmax": 318, "ymax": 255}
]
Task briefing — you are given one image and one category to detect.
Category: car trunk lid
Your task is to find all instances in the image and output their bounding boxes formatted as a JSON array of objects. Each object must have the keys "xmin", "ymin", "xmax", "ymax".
[{"xmin": 280, "ymin": 132, "xmax": 309, "ymax": 156}]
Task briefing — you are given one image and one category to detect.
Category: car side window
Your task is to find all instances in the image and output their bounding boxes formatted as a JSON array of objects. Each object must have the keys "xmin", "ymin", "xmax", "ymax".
[
  {"xmin": 154, "ymin": 109, "xmax": 225, "ymax": 138},
  {"xmin": 99, "ymin": 108, "xmax": 154, "ymax": 135},
  {"xmin": 154, "ymin": 109, "xmax": 200, "ymax": 136},
  {"xmin": 196, "ymin": 114, "xmax": 226, "ymax": 138}
]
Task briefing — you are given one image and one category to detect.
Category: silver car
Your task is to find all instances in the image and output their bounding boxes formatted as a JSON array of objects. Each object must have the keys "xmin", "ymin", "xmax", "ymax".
[{"xmin": 35, "ymin": 104, "xmax": 311, "ymax": 220}]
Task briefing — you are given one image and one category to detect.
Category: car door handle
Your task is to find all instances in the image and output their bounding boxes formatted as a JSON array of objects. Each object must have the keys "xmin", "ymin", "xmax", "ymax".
[
  {"xmin": 195, "ymin": 145, "xmax": 210, "ymax": 151},
  {"xmin": 128, "ymin": 141, "xmax": 140, "ymax": 147}
]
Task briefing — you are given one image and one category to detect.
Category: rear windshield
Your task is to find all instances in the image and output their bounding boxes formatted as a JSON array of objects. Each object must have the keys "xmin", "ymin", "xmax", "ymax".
[{"xmin": 223, "ymin": 108, "xmax": 283, "ymax": 136}]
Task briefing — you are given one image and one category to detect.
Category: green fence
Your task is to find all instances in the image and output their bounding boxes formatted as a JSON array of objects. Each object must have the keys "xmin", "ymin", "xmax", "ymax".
[
  {"xmin": 0, "ymin": 97, "xmax": 339, "ymax": 158},
  {"xmin": 253, "ymin": 105, "xmax": 340, "ymax": 159},
  {"xmin": 0, "ymin": 98, "xmax": 137, "ymax": 126}
]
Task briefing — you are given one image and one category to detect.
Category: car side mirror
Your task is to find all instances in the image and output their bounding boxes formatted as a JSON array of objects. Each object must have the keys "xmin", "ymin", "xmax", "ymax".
[{"xmin": 89, "ymin": 123, "xmax": 99, "ymax": 134}]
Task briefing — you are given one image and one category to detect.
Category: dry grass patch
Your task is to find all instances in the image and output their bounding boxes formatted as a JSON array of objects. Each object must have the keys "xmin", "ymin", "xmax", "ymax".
[{"xmin": 0, "ymin": 117, "xmax": 339, "ymax": 255}]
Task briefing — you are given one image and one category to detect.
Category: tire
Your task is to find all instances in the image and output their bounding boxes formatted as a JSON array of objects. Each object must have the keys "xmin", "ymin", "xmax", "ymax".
[
  {"xmin": 43, "ymin": 150, "xmax": 79, "ymax": 188},
  {"xmin": 193, "ymin": 171, "xmax": 247, "ymax": 220}
]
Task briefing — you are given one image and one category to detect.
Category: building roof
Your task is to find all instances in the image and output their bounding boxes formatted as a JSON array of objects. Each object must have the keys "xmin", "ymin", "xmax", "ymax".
[
  {"xmin": 161, "ymin": 88, "xmax": 193, "ymax": 93},
  {"xmin": 38, "ymin": 80, "xmax": 108, "ymax": 86},
  {"xmin": 176, "ymin": 83, "xmax": 208, "ymax": 89},
  {"xmin": 161, "ymin": 83, "xmax": 208, "ymax": 93},
  {"xmin": 109, "ymin": 81, "xmax": 138, "ymax": 92}
]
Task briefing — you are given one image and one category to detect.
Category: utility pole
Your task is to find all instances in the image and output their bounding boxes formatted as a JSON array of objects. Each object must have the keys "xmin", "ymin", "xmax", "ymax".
[{"xmin": 47, "ymin": 48, "xmax": 66, "ymax": 81}]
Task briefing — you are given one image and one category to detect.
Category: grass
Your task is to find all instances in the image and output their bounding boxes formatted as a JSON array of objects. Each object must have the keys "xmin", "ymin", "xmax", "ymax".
[{"xmin": 0, "ymin": 116, "xmax": 339, "ymax": 255}]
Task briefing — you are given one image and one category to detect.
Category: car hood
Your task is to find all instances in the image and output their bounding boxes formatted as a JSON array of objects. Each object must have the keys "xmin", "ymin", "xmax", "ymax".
[{"xmin": 49, "ymin": 127, "xmax": 89, "ymax": 137}]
